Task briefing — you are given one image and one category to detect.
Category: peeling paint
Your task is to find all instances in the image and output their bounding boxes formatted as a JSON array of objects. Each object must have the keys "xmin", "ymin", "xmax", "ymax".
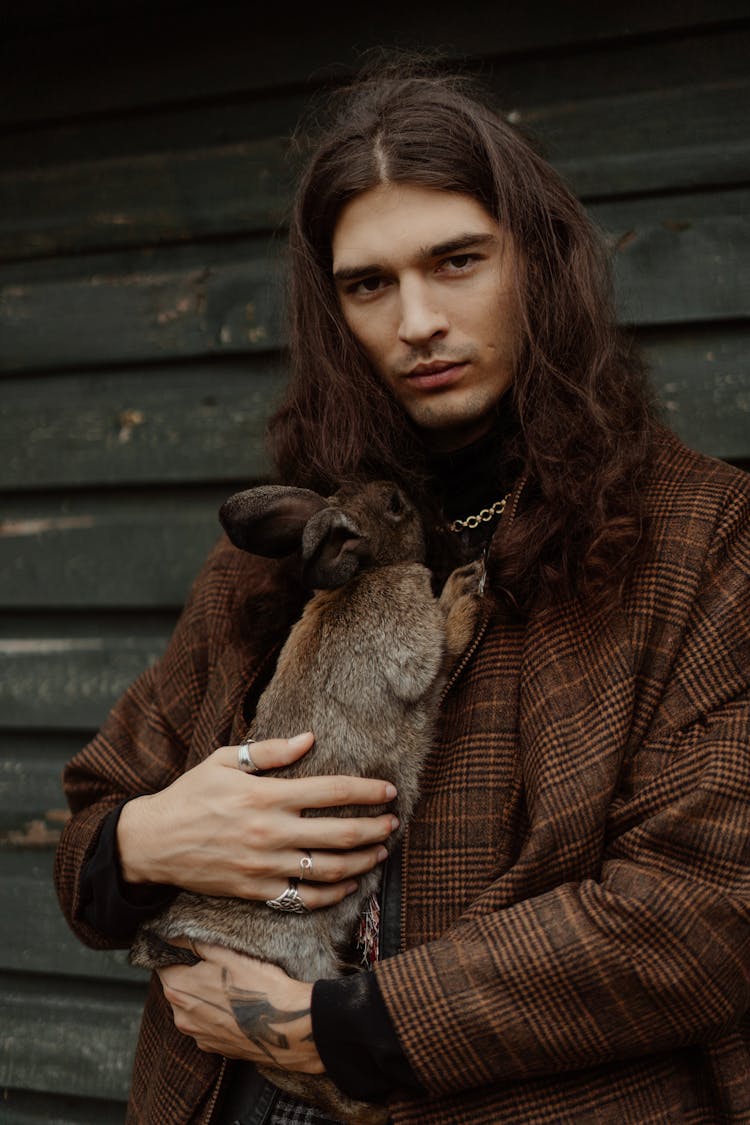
[
  {"xmin": 0, "ymin": 815, "xmax": 67, "ymax": 848},
  {"xmin": 93, "ymin": 212, "xmax": 134, "ymax": 226},
  {"xmin": 614, "ymin": 230, "xmax": 638, "ymax": 252},
  {"xmin": 0, "ymin": 516, "xmax": 95, "ymax": 538},
  {"xmin": 0, "ymin": 638, "xmax": 105, "ymax": 655},
  {"xmin": 662, "ymin": 219, "xmax": 692, "ymax": 232},
  {"xmin": 117, "ymin": 408, "xmax": 146, "ymax": 443}
]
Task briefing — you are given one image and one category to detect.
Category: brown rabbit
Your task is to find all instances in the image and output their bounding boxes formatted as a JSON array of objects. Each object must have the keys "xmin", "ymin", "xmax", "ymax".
[{"xmin": 130, "ymin": 479, "xmax": 483, "ymax": 1123}]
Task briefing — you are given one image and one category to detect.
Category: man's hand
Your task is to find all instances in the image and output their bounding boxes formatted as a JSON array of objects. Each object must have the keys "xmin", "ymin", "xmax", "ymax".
[
  {"xmin": 157, "ymin": 942, "xmax": 325, "ymax": 1072},
  {"xmin": 116, "ymin": 732, "xmax": 398, "ymax": 908}
]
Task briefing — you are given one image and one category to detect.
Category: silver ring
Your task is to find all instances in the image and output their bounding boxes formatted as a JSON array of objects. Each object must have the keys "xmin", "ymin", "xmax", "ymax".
[
  {"xmin": 266, "ymin": 877, "xmax": 309, "ymax": 914},
  {"xmin": 238, "ymin": 741, "xmax": 259, "ymax": 773},
  {"xmin": 299, "ymin": 850, "xmax": 313, "ymax": 879}
]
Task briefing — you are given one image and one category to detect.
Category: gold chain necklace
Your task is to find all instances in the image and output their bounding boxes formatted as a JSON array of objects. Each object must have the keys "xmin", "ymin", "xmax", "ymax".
[{"xmin": 449, "ymin": 492, "xmax": 511, "ymax": 533}]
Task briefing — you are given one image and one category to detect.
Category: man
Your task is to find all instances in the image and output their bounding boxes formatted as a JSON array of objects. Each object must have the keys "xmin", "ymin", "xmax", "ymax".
[{"xmin": 55, "ymin": 64, "xmax": 750, "ymax": 1124}]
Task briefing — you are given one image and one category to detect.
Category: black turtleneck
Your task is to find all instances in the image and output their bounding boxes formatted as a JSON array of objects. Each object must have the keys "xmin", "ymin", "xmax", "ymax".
[{"xmin": 426, "ymin": 402, "xmax": 520, "ymax": 557}]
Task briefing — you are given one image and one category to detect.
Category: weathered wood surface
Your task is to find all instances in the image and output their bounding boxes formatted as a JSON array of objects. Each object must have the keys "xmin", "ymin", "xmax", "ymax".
[
  {"xmin": 0, "ymin": 731, "xmax": 84, "ymax": 832},
  {"xmin": 0, "ymin": 489, "xmax": 228, "ymax": 608},
  {"xmin": 0, "ymin": 136, "xmax": 296, "ymax": 261},
  {"xmin": 0, "ymin": 852, "xmax": 147, "ymax": 983},
  {"xmin": 0, "ymin": 1088, "xmax": 125, "ymax": 1125},
  {"xmin": 530, "ymin": 79, "xmax": 750, "ymax": 199},
  {"xmin": 2, "ymin": 329, "xmax": 749, "ymax": 494},
  {"xmin": 594, "ymin": 190, "xmax": 750, "ymax": 327},
  {"xmin": 0, "ymin": 240, "xmax": 284, "ymax": 372},
  {"xmin": 3, "ymin": 76, "xmax": 747, "ymax": 260},
  {"xmin": 3, "ymin": 2, "xmax": 746, "ymax": 125},
  {"xmin": 646, "ymin": 326, "xmax": 750, "ymax": 459},
  {"xmin": 5, "ymin": 27, "xmax": 745, "ymax": 175},
  {"xmin": 2, "ymin": 191, "xmax": 748, "ymax": 374},
  {"xmin": 0, "ymin": 617, "xmax": 174, "ymax": 729},
  {"xmin": 0, "ymin": 973, "xmax": 143, "ymax": 1100},
  {"xmin": 0, "ymin": 360, "xmax": 281, "ymax": 489}
]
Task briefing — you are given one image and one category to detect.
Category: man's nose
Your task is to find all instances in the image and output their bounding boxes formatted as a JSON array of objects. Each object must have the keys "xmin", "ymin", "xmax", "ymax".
[{"xmin": 397, "ymin": 279, "xmax": 448, "ymax": 346}]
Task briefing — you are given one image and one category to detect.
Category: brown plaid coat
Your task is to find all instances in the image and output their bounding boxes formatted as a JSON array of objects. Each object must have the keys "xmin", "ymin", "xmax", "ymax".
[{"xmin": 55, "ymin": 429, "xmax": 750, "ymax": 1124}]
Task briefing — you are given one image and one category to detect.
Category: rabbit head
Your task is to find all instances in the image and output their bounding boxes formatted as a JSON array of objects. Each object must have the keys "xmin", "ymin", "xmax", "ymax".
[{"xmin": 219, "ymin": 480, "xmax": 425, "ymax": 590}]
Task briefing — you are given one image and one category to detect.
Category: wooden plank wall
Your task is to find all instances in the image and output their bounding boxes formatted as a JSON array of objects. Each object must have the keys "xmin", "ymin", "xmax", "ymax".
[{"xmin": 1, "ymin": 3, "xmax": 749, "ymax": 1119}]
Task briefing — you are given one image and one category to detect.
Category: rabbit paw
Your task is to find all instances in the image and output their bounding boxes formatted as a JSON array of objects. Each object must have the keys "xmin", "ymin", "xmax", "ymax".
[{"xmin": 439, "ymin": 558, "xmax": 485, "ymax": 657}]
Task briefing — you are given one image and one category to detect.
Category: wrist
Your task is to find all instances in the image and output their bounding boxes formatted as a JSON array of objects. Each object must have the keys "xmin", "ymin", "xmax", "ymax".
[
  {"xmin": 116, "ymin": 795, "xmax": 162, "ymax": 884},
  {"xmin": 289, "ymin": 980, "xmax": 325, "ymax": 1075}
]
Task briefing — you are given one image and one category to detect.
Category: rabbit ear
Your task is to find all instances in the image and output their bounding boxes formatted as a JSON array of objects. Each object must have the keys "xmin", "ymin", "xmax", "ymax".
[
  {"xmin": 301, "ymin": 508, "xmax": 371, "ymax": 589},
  {"xmin": 219, "ymin": 486, "xmax": 328, "ymax": 557}
]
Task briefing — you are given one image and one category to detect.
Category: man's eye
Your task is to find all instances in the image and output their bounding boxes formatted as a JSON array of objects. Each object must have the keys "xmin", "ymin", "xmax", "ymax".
[
  {"xmin": 348, "ymin": 277, "xmax": 384, "ymax": 296},
  {"xmin": 444, "ymin": 254, "xmax": 474, "ymax": 270}
]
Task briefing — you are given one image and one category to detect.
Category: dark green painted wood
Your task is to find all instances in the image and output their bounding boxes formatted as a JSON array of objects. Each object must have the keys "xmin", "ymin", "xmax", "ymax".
[
  {"xmin": 0, "ymin": 360, "xmax": 281, "ymax": 489},
  {"xmin": 3, "ymin": 2, "xmax": 746, "ymax": 125},
  {"xmin": 2, "ymin": 78, "xmax": 747, "ymax": 260},
  {"xmin": 6, "ymin": 24, "xmax": 748, "ymax": 173},
  {"xmin": 0, "ymin": 617, "xmax": 173, "ymax": 729},
  {"xmin": 0, "ymin": 1088, "xmax": 125, "ymax": 1125},
  {"xmin": 0, "ymin": 741, "xmax": 72, "ymax": 832},
  {"xmin": 0, "ymin": 852, "xmax": 148, "ymax": 982},
  {"xmin": 533, "ymin": 80, "xmax": 750, "ymax": 199},
  {"xmin": 0, "ymin": 239, "xmax": 284, "ymax": 372},
  {"xmin": 0, "ymin": 136, "xmax": 295, "ymax": 261},
  {"xmin": 0, "ymin": 489, "xmax": 226, "ymax": 608},
  {"xmin": 591, "ymin": 190, "xmax": 750, "ymax": 327},
  {"xmin": 0, "ymin": 973, "xmax": 143, "ymax": 1099},
  {"xmin": 5, "ymin": 28, "xmax": 746, "ymax": 175},
  {"xmin": 645, "ymin": 327, "xmax": 750, "ymax": 459},
  {"xmin": 2, "ymin": 191, "xmax": 748, "ymax": 374}
]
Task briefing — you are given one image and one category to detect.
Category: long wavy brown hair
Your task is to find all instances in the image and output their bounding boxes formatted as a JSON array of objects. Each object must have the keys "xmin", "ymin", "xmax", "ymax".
[{"xmin": 268, "ymin": 61, "xmax": 657, "ymax": 616}]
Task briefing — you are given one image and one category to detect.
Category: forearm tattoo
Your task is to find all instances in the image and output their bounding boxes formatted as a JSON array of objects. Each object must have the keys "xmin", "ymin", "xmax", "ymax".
[{"xmin": 222, "ymin": 967, "xmax": 312, "ymax": 1061}]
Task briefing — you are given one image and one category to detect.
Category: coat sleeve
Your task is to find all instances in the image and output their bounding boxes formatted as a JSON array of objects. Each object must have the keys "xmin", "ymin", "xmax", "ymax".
[
  {"xmin": 373, "ymin": 483, "xmax": 750, "ymax": 1096},
  {"xmin": 53, "ymin": 539, "xmax": 232, "ymax": 951}
]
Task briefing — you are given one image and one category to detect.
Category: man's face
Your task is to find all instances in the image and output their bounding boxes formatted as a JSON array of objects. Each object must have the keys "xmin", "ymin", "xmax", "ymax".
[{"xmin": 332, "ymin": 182, "xmax": 520, "ymax": 452}]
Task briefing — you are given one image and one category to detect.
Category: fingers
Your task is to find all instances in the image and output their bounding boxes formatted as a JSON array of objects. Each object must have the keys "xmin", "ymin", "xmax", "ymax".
[
  {"xmin": 262, "ymin": 876, "xmax": 359, "ymax": 911},
  {"xmin": 287, "ymin": 812, "xmax": 399, "ymax": 851},
  {"xmin": 268, "ymin": 774, "xmax": 397, "ymax": 810},
  {"xmin": 279, "ymin": 843, "xmax": 389, "ymax": 884},
  {"xmin": 212, "ymin": 731, "xmax": 314, "ymax": 773},
  {"xmin": 213, "ymin": 739, "xmax": 399, "ymax": 810}
]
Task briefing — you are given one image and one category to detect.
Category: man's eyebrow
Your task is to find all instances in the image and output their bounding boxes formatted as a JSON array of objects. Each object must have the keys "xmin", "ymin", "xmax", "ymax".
[
  {"xmin": 332, "ymin": 261, "xmax": 385, "ymax": 283},
  {"xmin": 332, "ymin": 231, "xmax": 497, "ymax": 283},
  {"xmin": 427, "ymin": 232, "xmax": 497, "ymax": 258}
]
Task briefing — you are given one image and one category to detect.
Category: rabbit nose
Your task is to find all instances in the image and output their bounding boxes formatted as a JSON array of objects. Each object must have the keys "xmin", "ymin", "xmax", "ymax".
[{"xmin": 301, "ymin": 509, "xmax": 369, "ymax": 590}]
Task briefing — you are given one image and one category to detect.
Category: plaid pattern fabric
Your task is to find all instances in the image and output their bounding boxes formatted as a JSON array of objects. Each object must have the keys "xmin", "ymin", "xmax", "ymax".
[
  {"xmin": 54, "ymin": 429, "xmax": 750, "ymax": 1124},
  {"xmin": 269, "ymin": 1092, "xmax": 345, "ymax": 1124}
]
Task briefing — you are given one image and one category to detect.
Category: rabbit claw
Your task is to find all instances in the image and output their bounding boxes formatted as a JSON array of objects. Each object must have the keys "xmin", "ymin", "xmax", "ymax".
[{"xmin": 439, "ymin": 558, "xmax": 485, "ymax": 658}]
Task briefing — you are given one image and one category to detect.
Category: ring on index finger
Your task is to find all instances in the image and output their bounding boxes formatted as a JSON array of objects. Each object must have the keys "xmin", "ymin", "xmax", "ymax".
[{"xmin": 237, "ymin": 741, "xmax": 259, "ymax": 773}]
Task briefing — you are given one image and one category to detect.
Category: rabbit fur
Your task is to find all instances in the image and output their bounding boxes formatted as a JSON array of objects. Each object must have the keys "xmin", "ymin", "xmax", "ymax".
[{"xmin": 129, "ymin": 479, "xmax": 483, "ymax": 1123}]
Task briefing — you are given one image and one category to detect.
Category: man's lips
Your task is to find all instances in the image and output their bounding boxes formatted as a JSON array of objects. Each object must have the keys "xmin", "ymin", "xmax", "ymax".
[{"xmin": 402, "ymin": 360, "xmax": 468, "ymax": 389}]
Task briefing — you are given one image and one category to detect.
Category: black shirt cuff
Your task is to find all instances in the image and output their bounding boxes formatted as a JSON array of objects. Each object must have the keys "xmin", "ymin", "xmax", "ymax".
[
  {"xmin": 312, "ymin": 970, "xmax": 425, "ymax": 1102},
  {"xmin": 79, "ymin": 800, "xmax": 179, "ymax": 942}
]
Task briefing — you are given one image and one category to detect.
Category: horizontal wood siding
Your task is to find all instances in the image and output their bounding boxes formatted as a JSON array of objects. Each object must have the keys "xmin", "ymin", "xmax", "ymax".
[{"xmin": 1, "ymin": 3, "xmax": 748, "ymax": 1118}]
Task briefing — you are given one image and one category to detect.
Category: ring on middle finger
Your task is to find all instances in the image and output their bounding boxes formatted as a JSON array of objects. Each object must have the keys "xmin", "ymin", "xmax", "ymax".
[{"xmin": 299, "ymin": 850, "xmax": 313, "ymax": 879}]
